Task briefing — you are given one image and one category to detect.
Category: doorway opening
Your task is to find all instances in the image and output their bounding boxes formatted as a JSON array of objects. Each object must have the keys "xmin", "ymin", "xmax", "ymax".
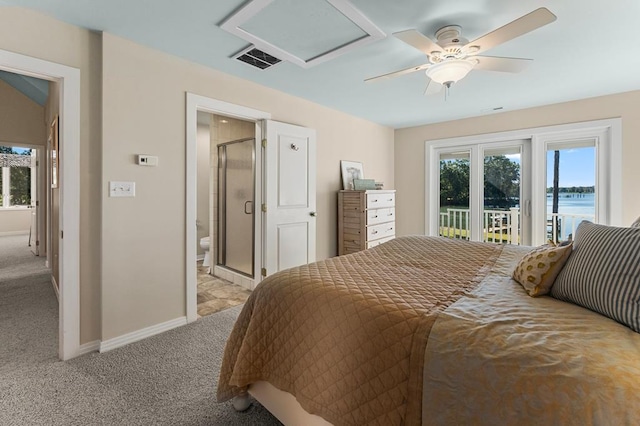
[
  {"xmin": 186, "ymin": 95, "xmax": 270, "ymax": 323},
  {"xmin": 195, "ymin": 111, "xmax": 256, "ymax": 318},
  {"xmin": 0, "ymin": 48, "xmax": 81, "ymax": 360},
  {"xmin": 186, "ymin": 94, "xmax": 317, "ymax": 323}
]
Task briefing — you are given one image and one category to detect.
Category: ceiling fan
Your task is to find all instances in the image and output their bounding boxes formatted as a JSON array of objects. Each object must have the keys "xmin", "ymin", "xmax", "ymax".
[{"xmin": 366, "ymin": 8, "xmax": 557, "ymax": 95}]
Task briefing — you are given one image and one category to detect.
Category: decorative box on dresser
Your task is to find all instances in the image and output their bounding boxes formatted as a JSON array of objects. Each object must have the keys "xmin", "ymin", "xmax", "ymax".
[{"xmin": 338, "ymin": 190, "xmax": 396, "ymax": 255}]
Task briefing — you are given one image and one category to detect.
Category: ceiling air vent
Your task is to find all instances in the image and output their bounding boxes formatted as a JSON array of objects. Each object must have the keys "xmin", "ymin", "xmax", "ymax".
[{"xmin": 234, "ymin": 46, "xmax": 281, "ymax": 70}]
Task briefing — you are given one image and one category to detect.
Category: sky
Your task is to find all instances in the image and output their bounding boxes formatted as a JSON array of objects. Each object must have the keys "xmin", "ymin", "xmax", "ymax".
[{"xmin": 546, "ymin": 147, "xmax": 595, "ymax": 187}]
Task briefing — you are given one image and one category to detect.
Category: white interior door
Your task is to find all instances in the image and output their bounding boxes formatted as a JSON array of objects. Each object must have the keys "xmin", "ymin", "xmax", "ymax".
[{"xmin": 263, "ymin": 120, "xmax": 316, "ymax": 278}]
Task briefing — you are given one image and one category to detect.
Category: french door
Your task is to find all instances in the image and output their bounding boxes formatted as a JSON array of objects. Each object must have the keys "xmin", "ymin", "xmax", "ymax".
[
  {"xmin": 427, "ymin": 119, "xmax": 620, "ymax": 247},
  {"xmin": 434, "ymin": 139, "xmax": 532, "ymax": 246}
]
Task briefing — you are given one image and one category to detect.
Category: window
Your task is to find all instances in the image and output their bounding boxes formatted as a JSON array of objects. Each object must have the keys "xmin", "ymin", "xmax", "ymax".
[
  {"xmin": 439, "ymin": 151, "xmax": 470, "ymax": 239},
  {"xmin": 0, "ymin": 146, "xmax": 33, "ymax": 208},
  {"xmin": 426, "ymin": 119, "xmax": 621, "ymax": 246},
  {"xmin": 546, "ymin": 143, "xmax": 596, "ymax": 242}
]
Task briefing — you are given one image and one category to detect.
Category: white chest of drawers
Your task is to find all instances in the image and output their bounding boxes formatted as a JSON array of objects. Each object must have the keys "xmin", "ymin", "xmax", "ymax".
[{"xmin": 338, "ymin": 190, "xmax": 396, "ymax": 255}]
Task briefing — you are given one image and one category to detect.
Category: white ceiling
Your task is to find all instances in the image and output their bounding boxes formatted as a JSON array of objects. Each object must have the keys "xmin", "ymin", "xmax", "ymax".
[{"xmin": 3, "ymin": 0, "xmax": 640, "ymax": 128}]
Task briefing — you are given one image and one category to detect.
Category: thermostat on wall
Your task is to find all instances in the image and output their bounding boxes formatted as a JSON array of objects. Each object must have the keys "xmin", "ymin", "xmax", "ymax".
[{"xmin": 137, "ymin": 154, "xmax": 158, "ymax": 166}]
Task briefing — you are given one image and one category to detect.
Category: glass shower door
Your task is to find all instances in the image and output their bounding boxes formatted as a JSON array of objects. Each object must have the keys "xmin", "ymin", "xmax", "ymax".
[{"xmin": 218, "ymin": 138, "xmax": 255, "ymax": 277}]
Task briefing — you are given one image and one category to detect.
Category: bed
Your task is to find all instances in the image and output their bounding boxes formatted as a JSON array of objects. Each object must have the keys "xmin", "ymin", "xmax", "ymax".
[{"xmin": 217, "ymin": 224, "xmax": 640, "ymax": 425}]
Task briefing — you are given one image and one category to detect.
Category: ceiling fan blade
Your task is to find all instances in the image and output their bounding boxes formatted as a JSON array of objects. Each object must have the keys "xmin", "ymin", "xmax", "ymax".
[
  {"xmin": 365, "ymin": 63, "xmax": 430, "ymax": 83},
  {"xmin": 424, "ymin": 79, "xmax": 442, "ymax": 96},
  {"xmin": 473, "ymin": 56, "xmax": 532, "ymax": 73},
  {"xmin": 393, "ymin": 29, "xmax": 444, "ymax": 55},
  {"xmin": 469, "ymin": 8, "xmax": 557, "ymax": 54}
]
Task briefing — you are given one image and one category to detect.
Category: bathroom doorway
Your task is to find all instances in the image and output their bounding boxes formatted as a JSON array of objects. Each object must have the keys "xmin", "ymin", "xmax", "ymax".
[
  {"xmin": 194, "ymin": 111, "xmax": 257, "ymax": 318},
  {"xmin": 217, "ymin": 138, "xmax": 255, "ymax": 277},
  {"xmin": 186, "ymin": 94, "xmax": 318, "ymax": 323}
]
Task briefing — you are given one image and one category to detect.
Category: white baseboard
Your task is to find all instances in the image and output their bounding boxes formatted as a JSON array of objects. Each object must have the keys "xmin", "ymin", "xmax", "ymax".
[
  {"xmin": 99, "ymin": 316, "xmax": 188, "ymax": 353},
  {"xmin": 0, "ymin": 230, "xmax": 29, "ymax": 237},
  {"xmin": 51, "ymin": 276, "xmax": 60, "ymax": 301},
  {"xmin": 77, "ymin": 340, "xmax": 100, "ymax": 356}
]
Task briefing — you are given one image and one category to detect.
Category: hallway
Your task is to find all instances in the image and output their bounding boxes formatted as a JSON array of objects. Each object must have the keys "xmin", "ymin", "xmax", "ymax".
[{"xmin": 0, "ymin": 234, "xmax": 56, "ymax": 364}]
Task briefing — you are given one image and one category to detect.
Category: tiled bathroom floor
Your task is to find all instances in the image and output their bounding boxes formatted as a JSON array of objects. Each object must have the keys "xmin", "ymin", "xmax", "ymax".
[{"xmin": 197, "ymin": 263, "xmax": 252, "ymax": 317}]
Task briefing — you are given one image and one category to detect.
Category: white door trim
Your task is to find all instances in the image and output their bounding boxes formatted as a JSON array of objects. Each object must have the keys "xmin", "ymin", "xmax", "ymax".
[
  {"xmin": 0, "ymin": 49, "xmax": 81, "ymax": 360},
  {"xmin": 185, "ymin": 93, "xmax": 270, "ymax": 323}
]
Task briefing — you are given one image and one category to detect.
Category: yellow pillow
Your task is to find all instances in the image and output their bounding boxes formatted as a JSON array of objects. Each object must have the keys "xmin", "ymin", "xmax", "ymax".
[{"xmin": 513, "ymin": 242, "xmax": 573, "ymax": 297}]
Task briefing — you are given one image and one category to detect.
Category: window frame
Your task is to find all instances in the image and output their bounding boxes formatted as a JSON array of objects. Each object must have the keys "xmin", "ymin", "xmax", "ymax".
[
  {"xmin": 0, "ymin": 148, "xmax": 35, "ymax": 209},
  {"xmin": 425, "ymin": 118, "xmax": 622, "ymax": 246}
]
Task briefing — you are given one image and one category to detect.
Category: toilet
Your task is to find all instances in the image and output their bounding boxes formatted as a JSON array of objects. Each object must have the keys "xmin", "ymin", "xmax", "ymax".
[{"xmin": 200, "ymin": 236, "xmax": 211, "ymax": 271}]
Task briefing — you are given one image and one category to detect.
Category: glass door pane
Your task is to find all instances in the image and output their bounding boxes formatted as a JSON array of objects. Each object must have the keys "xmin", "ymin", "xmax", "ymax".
[
  {"xmin": 483, "ymin": 147, "xmax": 521, "ymax": 244},
  {"xmin": 439, "ymin": 151, "xmax": 470, "ymax": 240},
  {"xmin": 546, "ymin": 144, "xmax": 596, "ymax": 243},
  {"xmin": 218, "ymin": 138, "xmax": 255, "ymax": 276}
]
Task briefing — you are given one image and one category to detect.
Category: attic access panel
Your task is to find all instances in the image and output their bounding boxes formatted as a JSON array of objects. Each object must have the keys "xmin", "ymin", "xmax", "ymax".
[{"xmin": 221, "ymin": 0, "xmax": 385, "ymax": 68}]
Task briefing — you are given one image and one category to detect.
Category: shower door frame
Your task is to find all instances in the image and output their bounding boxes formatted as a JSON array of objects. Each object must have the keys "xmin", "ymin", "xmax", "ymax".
[{"xmin": 216, "ymin": 137, "xmax": 256, "ymax": 278}]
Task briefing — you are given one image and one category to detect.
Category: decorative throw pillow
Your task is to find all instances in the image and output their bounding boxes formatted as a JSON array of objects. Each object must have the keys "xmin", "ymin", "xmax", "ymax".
[
  {"xmin": 513, "ymin": 242, "xmax": 573, "ymax": 297},
  {"xmin": 632, "ymin": 216, "xmax": 640, "ymax": 228},
  {"xmin": 551, "ymin": 221, "xmax": 640, "ymax": 333}
]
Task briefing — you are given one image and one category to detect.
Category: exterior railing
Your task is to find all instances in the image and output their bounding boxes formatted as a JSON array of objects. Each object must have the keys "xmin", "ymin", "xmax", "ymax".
[
  {"xmin": 439, "ymin": 207, "xmax": 594, "ymax": 245},
  {"xmin": 546, "ymin": 213, "xmax": 594, "ymax": 244}
]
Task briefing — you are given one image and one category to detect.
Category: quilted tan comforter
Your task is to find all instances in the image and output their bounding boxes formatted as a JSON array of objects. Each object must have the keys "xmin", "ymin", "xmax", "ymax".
[{"xmin": 217, "ymin": 236, "xmax": 503, "ymax": 425}]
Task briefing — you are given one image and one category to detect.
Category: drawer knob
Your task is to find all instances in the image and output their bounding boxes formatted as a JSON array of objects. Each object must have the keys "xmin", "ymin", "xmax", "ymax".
[{"xmin": 372, "ymin": 230, "xmax": 378, "ymax": 234}]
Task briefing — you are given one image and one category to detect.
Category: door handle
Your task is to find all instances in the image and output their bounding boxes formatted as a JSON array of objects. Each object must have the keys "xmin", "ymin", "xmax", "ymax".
[
  {"xmin": 309, "ymin": 212, "xmax": 317, "ymax": 217},
  {"xmin": 244, "ymin": 201, "xmax": 252, "ymax": 214}
]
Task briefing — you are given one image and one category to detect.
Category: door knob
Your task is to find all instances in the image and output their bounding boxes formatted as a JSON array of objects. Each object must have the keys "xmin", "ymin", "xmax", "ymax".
[{"xmin": 309, "ymin": 212, "xmax": 317, "ymax": 217}]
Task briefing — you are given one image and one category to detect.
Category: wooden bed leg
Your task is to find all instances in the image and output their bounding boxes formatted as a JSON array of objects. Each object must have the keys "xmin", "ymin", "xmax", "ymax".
[{"xmin": 232, "ymin": 391, "xmax": 251, "ymax": 412}]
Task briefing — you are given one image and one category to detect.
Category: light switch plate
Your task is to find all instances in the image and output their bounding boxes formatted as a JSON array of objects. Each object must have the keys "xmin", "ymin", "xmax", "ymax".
[
  {"xmin": 109, "ymin": 181, "xmax": 135, "ymax": 197},
  {"xmin": 137, "ymin": 155, "xmax": 158, "ymax": 166}
]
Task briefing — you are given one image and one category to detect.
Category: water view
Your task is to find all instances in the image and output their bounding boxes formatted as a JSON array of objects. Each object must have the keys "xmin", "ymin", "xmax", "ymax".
[{"xmin": 546, "ymin": 192, "xmax": 595, "ymax": 240}]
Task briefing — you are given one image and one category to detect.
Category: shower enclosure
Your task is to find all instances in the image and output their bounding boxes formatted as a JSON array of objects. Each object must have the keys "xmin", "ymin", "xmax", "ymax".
[{"xmin": 217, "ymin": 138, "xmax": 255, "ymax": 277}]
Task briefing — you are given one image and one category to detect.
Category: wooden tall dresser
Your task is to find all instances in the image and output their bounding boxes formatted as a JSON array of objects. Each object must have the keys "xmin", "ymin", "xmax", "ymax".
[{"xmin": 338, "ymin": 190, "xmax": 396, "ymax": 255}]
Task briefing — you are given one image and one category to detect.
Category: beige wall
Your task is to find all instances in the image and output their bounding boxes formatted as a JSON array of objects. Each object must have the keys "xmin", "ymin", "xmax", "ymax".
[
  {"xmin": 395, "ymin": 90, "xmax": 640, "ymax": 237},
  {"xmin": 101, "ymin": 33, "xmax": 394, "ymax": 339},
  {"xmin": 0, "ymin": 79, "xmax": 45, "ymax": 146},
  {"xmin": 0, "ymin": 7, "xmax": 102, "ymax": 344},
  {"xmin": 0, "ymin": 209, "xmax": 31, "ymax": 234}
]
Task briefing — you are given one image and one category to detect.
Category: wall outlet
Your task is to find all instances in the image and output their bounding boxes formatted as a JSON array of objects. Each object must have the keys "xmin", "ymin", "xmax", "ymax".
[{"xmin": 109, "ymin": 181, "xmax": 135, "ymax": 197}]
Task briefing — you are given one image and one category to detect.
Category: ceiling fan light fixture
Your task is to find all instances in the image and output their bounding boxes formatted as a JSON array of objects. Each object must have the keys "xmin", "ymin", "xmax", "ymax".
[{"xmin": 426, "ymin": 59, "xmax": 476, "ymax": 86}]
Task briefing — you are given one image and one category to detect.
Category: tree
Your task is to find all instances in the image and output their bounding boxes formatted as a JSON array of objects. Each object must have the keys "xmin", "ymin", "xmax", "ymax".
[
  {"xmin": 439, "ymin": 155, "xmax": 520, "ymax": 210},
  {"xmin": 484, "ymin": 155, "xmax": 520, "ymax": 208},
  {"xmin": 11, "ymin": 165, "xmax": 31, "ymax": 205},
  {"xmin": 551, "ymin": 150, "xmax": 560, "ymax": 241},
  {"xmin": 440, "ymin": 159, "xmax": 470, "ymax": 207}
]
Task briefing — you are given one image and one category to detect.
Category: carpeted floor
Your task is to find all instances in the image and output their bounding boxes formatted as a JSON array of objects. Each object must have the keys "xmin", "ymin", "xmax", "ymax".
[{"xmin": 0, "ymin": 235, "xmax": 282, "ymax": 425}]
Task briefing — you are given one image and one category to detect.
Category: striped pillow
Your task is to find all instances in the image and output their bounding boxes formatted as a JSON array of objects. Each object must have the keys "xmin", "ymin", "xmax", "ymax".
[{"xmin": 551, "ymin": 221, "xmax": 640, "ymax": 332}]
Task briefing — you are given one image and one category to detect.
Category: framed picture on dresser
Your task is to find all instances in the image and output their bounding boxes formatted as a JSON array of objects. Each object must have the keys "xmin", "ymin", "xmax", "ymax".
[{"xmin": 340, "ymin": 160, "xmax": 364, "ymax": 190}]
